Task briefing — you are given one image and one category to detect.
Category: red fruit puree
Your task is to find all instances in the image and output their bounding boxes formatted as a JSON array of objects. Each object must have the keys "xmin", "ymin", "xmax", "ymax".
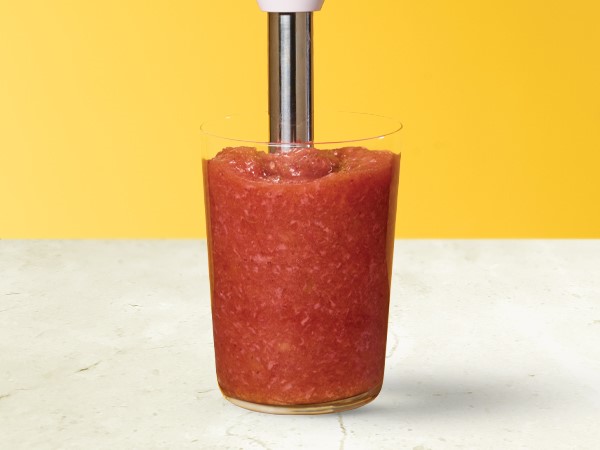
[{"xmin": 204, "ymin": 146, "xmax": 400, "ymax": 406}]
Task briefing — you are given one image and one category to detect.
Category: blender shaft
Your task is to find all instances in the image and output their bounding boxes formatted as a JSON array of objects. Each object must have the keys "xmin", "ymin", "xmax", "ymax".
[{"xmin": 268, "ymin": 12, "xmax": 313, "ymax": 147}]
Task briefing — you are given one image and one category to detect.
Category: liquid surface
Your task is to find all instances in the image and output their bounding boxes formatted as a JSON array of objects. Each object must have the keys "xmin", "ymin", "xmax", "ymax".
[{"xmin": 204, "ymin": 146, "xmax": 400, "ymax": 406}]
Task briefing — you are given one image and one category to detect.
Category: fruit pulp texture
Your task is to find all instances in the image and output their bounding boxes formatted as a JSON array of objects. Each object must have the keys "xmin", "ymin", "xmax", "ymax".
[{"xmin": 204, "ymin": 146, "xmax": 400, "ymax": 406}]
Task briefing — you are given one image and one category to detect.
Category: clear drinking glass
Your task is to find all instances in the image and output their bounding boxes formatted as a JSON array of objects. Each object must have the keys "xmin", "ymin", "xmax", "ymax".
[{"xmin": 201, "ymin": 111, "xmax": 402, "ymax": 414}]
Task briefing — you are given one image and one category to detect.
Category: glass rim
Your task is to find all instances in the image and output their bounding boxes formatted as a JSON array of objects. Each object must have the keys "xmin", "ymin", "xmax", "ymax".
[{"xmin": 199, "ymin": 110, "xmax": 403, "ymax": 146}]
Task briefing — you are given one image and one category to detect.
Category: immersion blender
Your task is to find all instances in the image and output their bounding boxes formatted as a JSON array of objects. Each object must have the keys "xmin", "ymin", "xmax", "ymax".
[{"xmin": 256, "ymin": 0, "xmax": 325, "ymax": 149}]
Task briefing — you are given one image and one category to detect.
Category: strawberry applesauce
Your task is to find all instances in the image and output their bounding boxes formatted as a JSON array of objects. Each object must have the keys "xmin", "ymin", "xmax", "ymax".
[{"xmin": 204, "ymin": 146, "xmax": 400, "ymax": 406}]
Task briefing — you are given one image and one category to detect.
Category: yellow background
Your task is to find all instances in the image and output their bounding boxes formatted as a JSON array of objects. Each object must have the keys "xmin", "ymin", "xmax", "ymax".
[{"xmin": 1, "ymin": 0, "xmax": 599, "ymax": 238}]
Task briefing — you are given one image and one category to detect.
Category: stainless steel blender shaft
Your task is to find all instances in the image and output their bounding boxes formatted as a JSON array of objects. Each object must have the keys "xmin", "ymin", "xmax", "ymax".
[{"xmin": 268, "ymin": 12, "xmax": 313, "ymax": 148}]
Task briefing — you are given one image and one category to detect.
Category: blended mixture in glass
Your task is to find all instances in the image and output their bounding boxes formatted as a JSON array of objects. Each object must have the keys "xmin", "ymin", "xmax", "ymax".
[{"xmin": 204, "ymin": 146, "xmax": 400, "ymax": 407}]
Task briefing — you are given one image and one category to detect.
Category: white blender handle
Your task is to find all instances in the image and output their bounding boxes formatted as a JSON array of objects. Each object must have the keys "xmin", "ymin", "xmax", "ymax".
[{"xmin": 257, "ymin": 0, "xmax": 324, "ymax": 13}]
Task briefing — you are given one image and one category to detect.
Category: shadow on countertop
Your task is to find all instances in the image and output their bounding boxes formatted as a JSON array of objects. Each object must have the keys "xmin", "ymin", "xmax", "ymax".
[{"xmin": 343, "ymin": 370, "xmax": 563, "ymax": 419}]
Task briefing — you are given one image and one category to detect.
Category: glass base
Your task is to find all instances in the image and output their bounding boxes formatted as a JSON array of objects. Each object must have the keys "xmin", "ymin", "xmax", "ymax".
[{"xmin": 222, "ymin": 384, "xmax": 382, "ymax": 415}]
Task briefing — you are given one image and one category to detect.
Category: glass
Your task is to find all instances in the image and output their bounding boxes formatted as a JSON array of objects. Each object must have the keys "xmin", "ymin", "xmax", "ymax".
[{"xmin": 201, "ymin": 111, "xmax": 402, "ymax": 414}]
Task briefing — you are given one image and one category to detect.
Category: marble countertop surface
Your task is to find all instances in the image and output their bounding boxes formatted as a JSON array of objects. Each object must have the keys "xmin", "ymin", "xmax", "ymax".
[{"xmin": 1, "ymin": 240, "xmax": 599, "ymax": 449}]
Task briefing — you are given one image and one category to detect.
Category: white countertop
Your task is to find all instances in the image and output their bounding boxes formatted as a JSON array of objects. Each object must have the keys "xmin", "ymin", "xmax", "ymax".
[{"xmin": 1, "ymin": 240, "xmax": 599, "ymax": 449}]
